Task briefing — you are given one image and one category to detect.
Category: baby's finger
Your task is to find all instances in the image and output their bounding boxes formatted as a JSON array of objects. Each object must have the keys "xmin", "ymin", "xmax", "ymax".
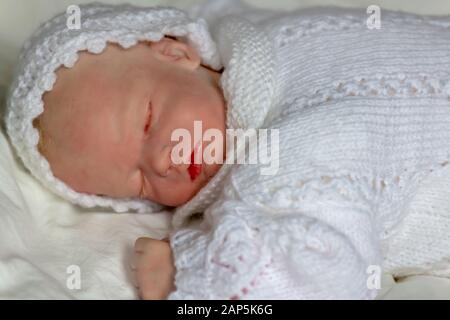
[
  {"xmin": 130, "ymin": 268, "xmax": 139, "ymax": 289},
  {"xmin": 134, "ymin": 237, "xmax": 152, "ymax": 253},
  {"xmin": 129, "ymin": 254, "xmax": 137, "ymax": 271},
  {"xmin": 128, "ymin": 255, "xmax": 140, "ymax": 289},
  {"xmin": 136, "ymin": 270, "xmax": 159, "ymax": 300}
]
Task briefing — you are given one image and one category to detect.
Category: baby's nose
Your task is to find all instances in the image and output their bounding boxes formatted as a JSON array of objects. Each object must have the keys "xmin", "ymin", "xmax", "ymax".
[
  {"xmin": 152, "ymin": 144, "xmax": 190, "ymax": 178},
  {"xmin": 152, "ymin": 144, "xmax": 172, "ymax": 177}
]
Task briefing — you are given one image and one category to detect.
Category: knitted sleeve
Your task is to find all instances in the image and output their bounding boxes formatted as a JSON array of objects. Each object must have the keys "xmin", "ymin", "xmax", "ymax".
[{"xmin": 167, "ymin": 176, "xmax": 382, "ymax": 299}]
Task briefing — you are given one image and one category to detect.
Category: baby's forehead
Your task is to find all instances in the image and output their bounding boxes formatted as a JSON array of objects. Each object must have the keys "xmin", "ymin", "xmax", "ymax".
[
  {"xmin": 43, "ymin": 67, "xmax": 104, "ymax": 123},
  {"xmin": 40, "ymin": 41, "xmax": 160, "ymax": 151},
  {"xmin": 50, "ymin": 48, "xmax": 135, "ymax": 103},
  {"xmin": 52, "ymin": 42, "xmax": 156, "ymax": 96}
]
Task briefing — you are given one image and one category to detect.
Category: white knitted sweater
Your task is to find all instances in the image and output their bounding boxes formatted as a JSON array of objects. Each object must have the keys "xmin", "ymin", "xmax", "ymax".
[{"xmin": 167, "ymin": 5, "xmax": 450, "ymax": 299}]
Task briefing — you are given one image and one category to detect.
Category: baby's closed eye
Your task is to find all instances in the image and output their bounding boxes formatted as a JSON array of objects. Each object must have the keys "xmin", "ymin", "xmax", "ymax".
[{"xmin": 143, "ymin": 101, "xmax": 153, "ymax": 135}]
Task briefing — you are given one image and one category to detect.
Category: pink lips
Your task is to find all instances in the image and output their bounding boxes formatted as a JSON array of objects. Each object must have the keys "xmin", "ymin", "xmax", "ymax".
[{"xmin": 188, "ymin": 142, "xmax": 202, "ymax": 181}]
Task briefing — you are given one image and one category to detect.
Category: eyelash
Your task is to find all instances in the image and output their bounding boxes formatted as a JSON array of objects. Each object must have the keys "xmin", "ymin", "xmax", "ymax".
[
  {"xmin": 139, "ymin": 169, "xmax": 145, "ymax": 198},
  {"xmin": 144, "ymin": 102, "xmax": 152, "ymax": 134},
  {"xmin": 139, "ymin": 102, "xmax": 152, "ymax": 198}
]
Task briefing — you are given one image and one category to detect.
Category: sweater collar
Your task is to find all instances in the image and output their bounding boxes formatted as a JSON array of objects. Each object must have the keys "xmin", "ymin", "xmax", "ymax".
[{"xmin": 171, "ymin": 16, "xmax": 279, "ymax": 229}]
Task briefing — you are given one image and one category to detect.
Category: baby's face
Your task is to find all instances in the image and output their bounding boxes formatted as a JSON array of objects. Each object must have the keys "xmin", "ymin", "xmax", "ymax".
[{"xmin": 39, "ymin": 38, "xmax": 226, "ymax": 206}]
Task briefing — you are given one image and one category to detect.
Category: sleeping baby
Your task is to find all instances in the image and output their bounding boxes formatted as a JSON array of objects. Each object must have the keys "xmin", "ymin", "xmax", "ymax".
[{"xmin": 5, "ymin": 2, "xmax": 450, "ymax": 299}]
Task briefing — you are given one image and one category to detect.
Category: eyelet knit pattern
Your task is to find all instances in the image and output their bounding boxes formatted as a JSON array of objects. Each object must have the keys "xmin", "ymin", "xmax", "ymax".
[
  {"xmin": 4, "ymin": 3, "xmax": 221, "ymax": 213},
  {"xmin": 168, "ymin": 7, "xmax": 450, "ymax": 299}
]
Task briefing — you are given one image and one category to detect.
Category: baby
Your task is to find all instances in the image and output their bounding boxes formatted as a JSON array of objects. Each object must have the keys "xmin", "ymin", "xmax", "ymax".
[
  {"xmin": 5, "ymin": 2, "xmax": 450, "ymax": 299},
  {"xmin": 34, "ymin": 35, "xmax": 226, "ymax": 299}
]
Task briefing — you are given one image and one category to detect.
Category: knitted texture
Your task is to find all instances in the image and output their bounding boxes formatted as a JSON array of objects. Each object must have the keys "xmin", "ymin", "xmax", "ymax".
[
  {"xmin": 168, "ymin": 6, "xmax": 450, "ymax": 299},
  {"xmin": 4, "ymin": 3, "xmax": 221, "ymax": 213}
]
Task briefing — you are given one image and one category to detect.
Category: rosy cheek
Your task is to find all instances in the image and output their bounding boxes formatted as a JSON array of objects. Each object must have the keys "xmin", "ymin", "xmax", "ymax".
[{"xmin": 61, "ymin": 121, "xmax": 87, "ymax": 155}]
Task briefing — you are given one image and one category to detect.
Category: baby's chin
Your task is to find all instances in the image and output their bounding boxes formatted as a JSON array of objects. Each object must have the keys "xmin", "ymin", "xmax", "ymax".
[
  {"xmin": 153, "ymin": 189, "xmax": 199, "ymax": 207},
  {"xmin": 161, "ymin": 164, "xmax": 222, "ymax": 206}
]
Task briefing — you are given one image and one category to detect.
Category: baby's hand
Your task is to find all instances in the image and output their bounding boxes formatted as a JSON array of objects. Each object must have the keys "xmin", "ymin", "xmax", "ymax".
[{"xmin": 133, "ymin": 237, "xmax": 176, "ymax": 300}]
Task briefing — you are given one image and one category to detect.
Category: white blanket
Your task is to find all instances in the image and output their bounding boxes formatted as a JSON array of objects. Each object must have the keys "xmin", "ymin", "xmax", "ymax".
[
  {"xmin": 0, "ymin": 122, "xmax": 172, "ymax": 299},
  {"xmin": 0, "ymin": 0, "xmax": 449, "ymax": 299}
]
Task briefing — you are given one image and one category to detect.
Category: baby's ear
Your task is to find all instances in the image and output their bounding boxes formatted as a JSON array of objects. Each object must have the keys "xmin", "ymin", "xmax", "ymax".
[{"xmin": 149, "ymin": 37, "xmax": 201, "ymax": 71}]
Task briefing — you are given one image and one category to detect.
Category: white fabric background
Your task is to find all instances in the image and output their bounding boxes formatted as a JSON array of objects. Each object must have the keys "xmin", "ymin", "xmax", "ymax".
[{"xmin": 0, "ymin": 0, "xmax": 449, "ymax": 299}]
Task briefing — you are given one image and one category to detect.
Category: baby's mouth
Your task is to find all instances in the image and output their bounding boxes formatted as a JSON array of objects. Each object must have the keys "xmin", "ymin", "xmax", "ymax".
[{"xmin": 188, "ymin": 143, "xmax": 202, "ymax": 181}]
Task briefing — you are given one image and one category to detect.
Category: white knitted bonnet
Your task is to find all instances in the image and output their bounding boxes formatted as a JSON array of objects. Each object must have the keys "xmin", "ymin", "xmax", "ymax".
[{"xmin": 4, "ymin": 2, "xmax": 222, "ymax": 213}]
